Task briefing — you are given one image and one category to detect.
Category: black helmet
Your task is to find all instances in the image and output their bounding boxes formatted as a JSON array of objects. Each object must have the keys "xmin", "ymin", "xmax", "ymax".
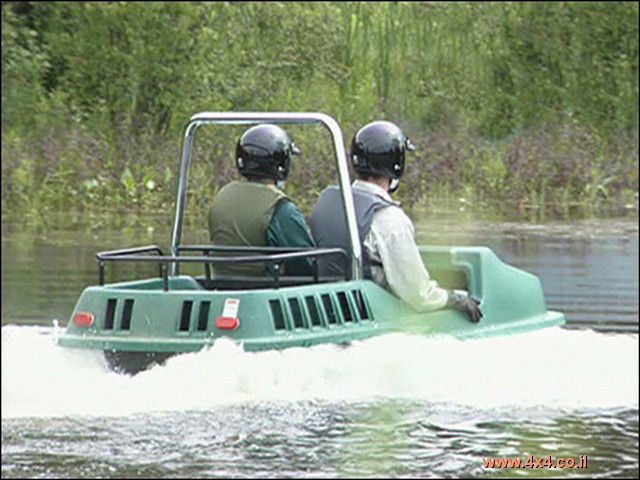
[
  {"xmin": 350, "ymin": 120, "xmax": 415, "ymax": 181},
  {"xmin": 236, "ymin": 124, "xmax": 300, "ymax": 181}
]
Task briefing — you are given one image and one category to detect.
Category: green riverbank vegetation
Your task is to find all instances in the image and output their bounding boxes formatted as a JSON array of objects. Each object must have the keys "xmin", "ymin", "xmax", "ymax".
[{"xmin": 2, "ymin": 2, "xmax": 638, "ymax": 225}]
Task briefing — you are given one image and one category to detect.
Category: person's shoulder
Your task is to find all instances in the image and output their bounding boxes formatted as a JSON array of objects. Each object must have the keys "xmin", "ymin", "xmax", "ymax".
[
  {"xmin": 375, "ymin": 203, "xmax": 409, "ymax": 220},
  {"xmin": 316, "ymin": 185, "xmax": 340, "ymax": 198},
  {"xmin": 216, "ymin": 180, "xmax": 241, "ymax": 194},
  {"xmin": 270, "ymin": 198, "xmax": 312, "ymax": 238},
  {"xmin": 371, "ymin": 204, "xmax": 413, "ymax": 231},
  {"xmin": 273, "ymin": 197, "xmax": 302, "ymax": 216},
  {"xmin": 212, "ymin": 181, "xmax": 238, "ymax": 202}
]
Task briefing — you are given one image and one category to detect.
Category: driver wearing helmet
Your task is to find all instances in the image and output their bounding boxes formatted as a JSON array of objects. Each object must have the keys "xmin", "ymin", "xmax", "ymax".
[
  {"xmin": 208, "ymin": 124, "xmax": 315, "ymax": 276},
  {"xmin": 310, "ymin": 121, "xmax": 482, "ymax": 323}
]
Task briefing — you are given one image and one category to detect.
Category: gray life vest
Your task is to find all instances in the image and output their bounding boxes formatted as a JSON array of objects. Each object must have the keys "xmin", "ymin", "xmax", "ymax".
[{"xmin": 309, "ymin": 185, "xmax": 394, "ymax": 278}]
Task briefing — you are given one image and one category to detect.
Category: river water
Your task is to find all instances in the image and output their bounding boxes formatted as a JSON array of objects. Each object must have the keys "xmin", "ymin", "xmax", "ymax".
[{"xmin": 2, "ymin": 213, "xmax": 638, "ymax": 478}]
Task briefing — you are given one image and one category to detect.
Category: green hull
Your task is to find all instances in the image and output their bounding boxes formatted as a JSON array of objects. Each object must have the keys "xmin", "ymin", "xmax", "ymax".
[{"xmin": 58, "ymin": 246, "xmax": 565, "ymax": 374}]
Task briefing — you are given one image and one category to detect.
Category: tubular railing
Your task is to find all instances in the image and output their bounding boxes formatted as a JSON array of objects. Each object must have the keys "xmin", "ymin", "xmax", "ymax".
[{"xmin": 95, "ymin": 245, "xmax": 349, "ymax": 291}]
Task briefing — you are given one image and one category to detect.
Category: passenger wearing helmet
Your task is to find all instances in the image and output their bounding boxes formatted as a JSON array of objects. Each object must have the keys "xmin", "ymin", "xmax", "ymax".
[
  {"xmin": 208, "ymin": 124, "xmax": 315, "ymax": 276},
  {"xmin": 310, "ymin": 121, "xmax": 482, "ymax": 323}
]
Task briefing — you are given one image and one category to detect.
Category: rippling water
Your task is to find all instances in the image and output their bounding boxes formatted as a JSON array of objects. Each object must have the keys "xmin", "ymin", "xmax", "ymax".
[
  {"xmin": 2, "ymin": 325, "xmax": 638, "ymax": 478},
  {"xmin": 3, "ymin": 403, "xmax": 638, "ymax": 478},
  {"xmin": 2, "ymin": 215, "xmax": 638, "ymax": 478}
]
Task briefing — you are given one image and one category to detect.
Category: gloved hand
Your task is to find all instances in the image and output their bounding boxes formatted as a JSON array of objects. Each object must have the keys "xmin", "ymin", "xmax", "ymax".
[{"xmin": 446, "ymin": 290, "xmax": 483, "ymax": 323}]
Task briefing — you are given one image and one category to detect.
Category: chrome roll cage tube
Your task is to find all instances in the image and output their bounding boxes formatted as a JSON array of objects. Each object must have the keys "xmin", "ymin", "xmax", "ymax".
[{"xmin": 169, "ymin": 112, "xmax": 363, "ymax": 280}]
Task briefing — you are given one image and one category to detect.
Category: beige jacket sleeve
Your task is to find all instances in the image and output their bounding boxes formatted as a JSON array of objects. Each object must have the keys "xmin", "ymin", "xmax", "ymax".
[{"xmin": 364, "ymin": 206, "xmax": 449, "ymax": 312}]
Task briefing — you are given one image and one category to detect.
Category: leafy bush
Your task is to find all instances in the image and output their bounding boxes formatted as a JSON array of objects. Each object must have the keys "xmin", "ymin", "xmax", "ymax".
[{"xmin": 1, "ymin": 2, "xmax": 637, "ymax": 222}]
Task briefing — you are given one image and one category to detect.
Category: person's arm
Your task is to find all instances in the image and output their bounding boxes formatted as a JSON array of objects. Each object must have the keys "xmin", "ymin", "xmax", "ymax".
[
  {"xmin": 366, "ymin": 207, "xmax": 449, "ymax": 312},
  {"xmin": 266, "ymin": 199, "xmax": 316, "ymax": 276}
]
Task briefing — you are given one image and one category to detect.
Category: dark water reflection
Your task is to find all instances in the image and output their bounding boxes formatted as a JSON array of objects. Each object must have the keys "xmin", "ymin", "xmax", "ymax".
[
  {"xmin": 502, "ymin": 234, "xmax": 638, "ymax": 332},
  {"xmin": 1, "ymin": 214, "xmax": 165, "ymax": 325},
  {"xmin": 3, "ymin": 213, "xmax": 636, "ymax": 332}
]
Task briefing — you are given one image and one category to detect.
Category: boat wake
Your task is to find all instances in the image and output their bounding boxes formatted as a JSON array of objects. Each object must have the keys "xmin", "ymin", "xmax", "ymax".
[{"xmin": 2, "ymin": 324, "xmax": 638, "ymax": 419}]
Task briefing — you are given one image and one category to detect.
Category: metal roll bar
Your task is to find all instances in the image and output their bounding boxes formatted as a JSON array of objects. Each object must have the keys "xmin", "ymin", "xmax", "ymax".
[{"xmin": 169, "ymin": 112, "xmax": 363, "ymax": 280}]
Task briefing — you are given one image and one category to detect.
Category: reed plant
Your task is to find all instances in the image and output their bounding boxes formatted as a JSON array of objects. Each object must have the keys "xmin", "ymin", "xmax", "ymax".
[{"xmin": 2, "ymin": 2, "xmax": 637, "ymax": 224}]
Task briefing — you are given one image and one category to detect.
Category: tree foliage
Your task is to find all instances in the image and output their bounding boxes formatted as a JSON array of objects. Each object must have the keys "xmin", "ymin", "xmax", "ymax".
[{"xmin": 2, "ymin": 1, "xmax": 638, "ymax": 220}]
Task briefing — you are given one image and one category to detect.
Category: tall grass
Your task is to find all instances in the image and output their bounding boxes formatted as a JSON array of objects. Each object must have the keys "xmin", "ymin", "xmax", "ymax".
[{"xmin": 2, "ymin": 2, "xmax": 638, "ymax": 224}]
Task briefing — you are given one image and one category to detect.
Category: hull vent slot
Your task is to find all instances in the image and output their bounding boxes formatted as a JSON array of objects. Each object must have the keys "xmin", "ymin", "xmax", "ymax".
[
  {"xmin": 321, "ymin": 294, "xmax": 338, "ymax": 324},
  {"xmin": 197, "ymin": 301, "xmax": 210, "ymax": 331},
  {"xmin": 352, "ymin": 290, "xmax": 371, "ymax": 320},
  {"xmin": 120, "ymin": 299, "xmax": 134, "ymax": 330},
  {"xmin": 305, "ymin": 296, "xmax": 322, "ymax": 327},
  {"xmin": 179, "ymin": 301, "xmax": 193, "ymax": 332},
  {"xmin": 337, "ymin": 292, "xmax": 353, "ymax": 322},
  {"xmin": 288, "ymin": 298, "xmax": 305, "ymax": 328},
  {"xmin": 270, "ymin": 299, "xmax": 286, "ymax": 330},
  {"xmin": 104, "ymin": 299, "xmax": 117, "ymax": 330}
]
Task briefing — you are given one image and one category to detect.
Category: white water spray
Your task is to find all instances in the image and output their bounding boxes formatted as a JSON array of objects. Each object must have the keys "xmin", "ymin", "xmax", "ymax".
[{"xmin": 2, "ymin": 324, "xmax": 637, "ymax": 419}]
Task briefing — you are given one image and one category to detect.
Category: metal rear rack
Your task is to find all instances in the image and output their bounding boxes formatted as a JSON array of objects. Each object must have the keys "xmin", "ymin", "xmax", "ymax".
[{"xmin": 96, "ymin": 244, "xmax": 349, "ymax": 291}]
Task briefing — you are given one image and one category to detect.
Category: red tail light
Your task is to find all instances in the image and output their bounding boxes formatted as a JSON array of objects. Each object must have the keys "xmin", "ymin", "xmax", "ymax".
[
  {"xmin": 72, "ymin": 312, "xmax": 94, "ymax": 327},
  {"xmin": 214, "ymin": 316, "xmax": 238, "ymax": 330}
]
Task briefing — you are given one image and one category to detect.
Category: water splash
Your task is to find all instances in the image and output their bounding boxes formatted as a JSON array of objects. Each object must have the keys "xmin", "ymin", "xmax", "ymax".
[{"xmin": 2, "ymin": 324, "xmax": 637, "ymax": 419}]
